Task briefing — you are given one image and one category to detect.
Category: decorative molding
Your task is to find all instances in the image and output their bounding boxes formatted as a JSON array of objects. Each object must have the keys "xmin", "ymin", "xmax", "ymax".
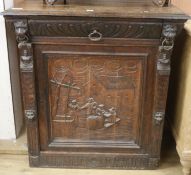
[
  {"xmin": 28, "ymin": 20, "xmax": 162, "ymax": 39},
  {"xmin": 148, "ymin": 158, "xmax": 160, "ymax": 168},
  {"xmin": 36, "ymin": 154, "xmax": 159, "ymax": 169},
  {"xmin": 157, "ymin": 24, "xmax": 177, "ymax": 75}
]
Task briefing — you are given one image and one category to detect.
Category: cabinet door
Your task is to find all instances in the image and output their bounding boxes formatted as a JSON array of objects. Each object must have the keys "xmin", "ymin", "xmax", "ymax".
[{"xmin": 33, "ymin": 39, "xmax": 161, "ymax": 168}]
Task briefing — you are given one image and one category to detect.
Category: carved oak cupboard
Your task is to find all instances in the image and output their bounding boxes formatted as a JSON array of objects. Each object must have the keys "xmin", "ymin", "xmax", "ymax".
[{"xmin": 3, "ymin": 0, "xmax": 188, "ymax": 169}]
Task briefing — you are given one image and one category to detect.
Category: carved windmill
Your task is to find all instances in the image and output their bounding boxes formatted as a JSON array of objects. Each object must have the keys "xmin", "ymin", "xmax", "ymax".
[{"xmin": 50, "ymin": 67, "xmax": 80, "ymax": 131}]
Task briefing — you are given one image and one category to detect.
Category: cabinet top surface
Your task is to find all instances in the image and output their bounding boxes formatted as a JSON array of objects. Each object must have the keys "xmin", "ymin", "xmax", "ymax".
[{"xmin": 2, "ymin": 0, "xmax": 189, "ymax": 20}]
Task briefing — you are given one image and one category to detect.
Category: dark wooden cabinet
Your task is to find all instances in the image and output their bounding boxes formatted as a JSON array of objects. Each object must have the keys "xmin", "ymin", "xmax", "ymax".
[{"xmin": 3, "ymin": 0, "xmax": 188, "ymax": 169}]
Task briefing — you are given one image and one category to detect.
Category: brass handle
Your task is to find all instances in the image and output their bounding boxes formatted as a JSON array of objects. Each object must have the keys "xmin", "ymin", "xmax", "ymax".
[
  {"xmin": 88, "ymin": 30, "xmax": 103, "ymax": 42},
  {"xmin": 162, "ymin": 38, "xmax": 174, "ymax": 51}
]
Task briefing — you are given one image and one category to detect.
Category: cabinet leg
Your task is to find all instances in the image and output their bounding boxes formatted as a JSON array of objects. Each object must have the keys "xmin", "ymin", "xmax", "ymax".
[{"xmin": 181, "ymin": 160, "xmax": 191, "ymax": 175}]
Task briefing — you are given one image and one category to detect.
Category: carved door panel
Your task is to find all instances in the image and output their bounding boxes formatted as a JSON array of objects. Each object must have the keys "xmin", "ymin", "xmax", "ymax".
[
  {"xmin": 35, "ymin": 43, "xmax": 157, "ymax": 155},
  {"xmin": 49, "ymin": 56, "xmax": 141, "ymax": 142}
]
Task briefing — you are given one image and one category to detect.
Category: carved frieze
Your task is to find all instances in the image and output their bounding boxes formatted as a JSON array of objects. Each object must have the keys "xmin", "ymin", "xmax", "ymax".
[{"xmin": 28, "ymin": 20, "xmax": 162, "ymax": 39}]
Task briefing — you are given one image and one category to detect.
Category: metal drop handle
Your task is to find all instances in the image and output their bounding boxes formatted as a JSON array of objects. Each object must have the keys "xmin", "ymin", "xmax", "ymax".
[
  {"xmin": 162, "ymin": 38, "xmax": 174, "ymax": 51},
  {"xmin": 88, "ymin": 30, "xmax": 103, "ymax": 42}
]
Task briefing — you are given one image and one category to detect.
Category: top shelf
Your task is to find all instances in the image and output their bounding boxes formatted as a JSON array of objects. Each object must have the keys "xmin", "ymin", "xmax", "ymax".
[{"xmin": 2, "ymin": 0, "xmax": 189, "ymax": 20}]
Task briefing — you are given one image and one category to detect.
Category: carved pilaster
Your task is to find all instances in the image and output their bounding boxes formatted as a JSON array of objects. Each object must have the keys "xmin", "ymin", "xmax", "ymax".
[
  {"xmin": 157, "ymin": 24, "xmax": 177, "ymax": 75},
  {"xmin": 153, "ymin": 24, "xmax": 177, "ymax": 124},
  {"xmin": 14, "ymin": 20, "xmax": 39, "ymax": 157},
  {"xmin": 151, "ymin": 24, "xmax": 177, "ymax": 156},
  {"xmin": 14, "ymin": 20, "xmax": 37, "ymax": 120}
]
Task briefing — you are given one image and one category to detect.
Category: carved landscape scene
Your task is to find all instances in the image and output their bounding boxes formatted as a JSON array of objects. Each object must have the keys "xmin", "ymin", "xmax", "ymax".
[{"xmin": 48, "ymin": 55, "xmax": 143, "ymax": 142}]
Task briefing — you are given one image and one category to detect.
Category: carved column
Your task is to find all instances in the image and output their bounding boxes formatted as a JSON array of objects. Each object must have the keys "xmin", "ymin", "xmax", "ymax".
[
  {"xmin": 151, "ymin": 24, "xmax": 177, "ymax": 158},
  {"xmin": 14, "ymin": 20, "xmax": 40, "ymax": 166}
]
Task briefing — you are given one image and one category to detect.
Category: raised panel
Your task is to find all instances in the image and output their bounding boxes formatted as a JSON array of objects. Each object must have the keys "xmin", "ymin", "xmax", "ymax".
[
  {"xmin": 34, "ymin": 44, "xmax": 153, "ymax": 149},
  {"xmin": 47, "ymin": 54, "xmax": 146, "ymax": 146}
]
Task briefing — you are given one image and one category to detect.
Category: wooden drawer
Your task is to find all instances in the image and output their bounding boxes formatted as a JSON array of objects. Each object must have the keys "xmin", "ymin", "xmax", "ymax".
[{"xmin": 28, "ymin": 19, "xmax": 163, "ymax": 39}]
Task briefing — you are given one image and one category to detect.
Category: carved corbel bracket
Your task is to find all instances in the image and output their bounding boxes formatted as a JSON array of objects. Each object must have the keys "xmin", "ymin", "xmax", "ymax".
[
  {"xmin": 14, "ymin": 21, "xmax": 29, "ymax": 43},
  {"xmin": 157, "ymin": 24, "xmax": 177, "ymax": 75}
]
